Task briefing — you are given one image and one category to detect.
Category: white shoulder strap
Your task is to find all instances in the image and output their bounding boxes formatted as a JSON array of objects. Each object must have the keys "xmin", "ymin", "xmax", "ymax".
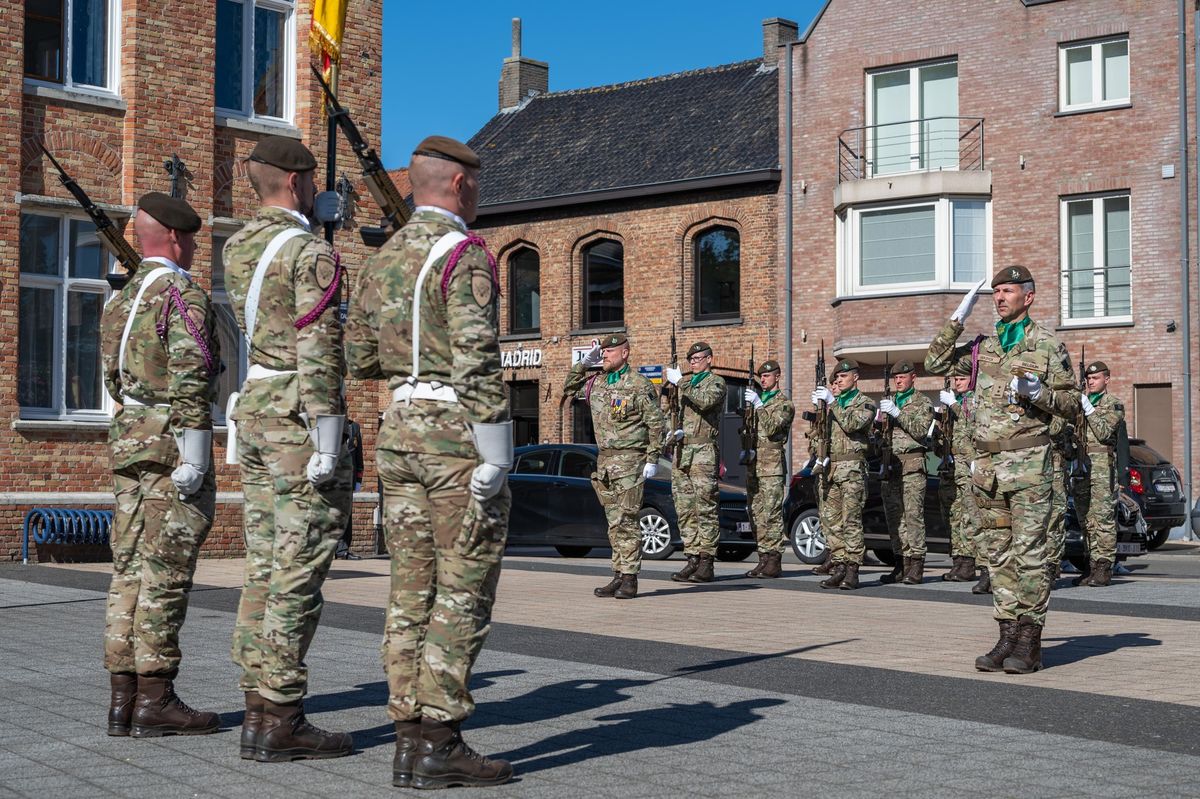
[
  {"xmin": 412, "ymin": 232, "xmax": 467, "ymax": 379},
  {"xmin": 245, "ymin": 227, "xmax": 308, "ymax": 344},
  {"xmin": 118, "ymin": 266, "xmax": 175, "ymax": 379}
]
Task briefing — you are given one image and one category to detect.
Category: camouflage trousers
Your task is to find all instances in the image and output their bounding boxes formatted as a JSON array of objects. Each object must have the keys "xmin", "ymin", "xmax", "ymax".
[
  {"xmin": 748, "ymin": 470, "xmax": 786, "ymax": 554},
  {"xmin": 231, "ymin": 417, "xmax": 352, "ymax": 704},
  {"xmin": 592, "ymin": 451, "xmax": 645, "ymax": 574},
  {"xmin": 105, "ymin": 461, "xmax": 214, "ymax": 675},
  {"xmin": 819, "ymin": 460, "xmax": 866, "ymax": 565},
  {"xmin": 1074, "ymin": 454, "xmax": 1117, "ymax": 563},
  {"xmin": 672, "ymin": 443, "xmax": 719, "ymax": 556},
  {"xmin": 378, "ymin": 449, "xmax": 509, "ymax": 723},
  {"xmin": 1047, "ymin": 453, "xmax": 1070, "ymax": 565},
  {"xmin": 882, "ymin": 459, "xmax": 927, "ymax": 558},
  {"xmin": 939, "ymin": 462, "xmax": 983, "ymax": 562},
  {"xmin": 973, "ymin": 480, "xmax": 1053, "ymax": 626}
]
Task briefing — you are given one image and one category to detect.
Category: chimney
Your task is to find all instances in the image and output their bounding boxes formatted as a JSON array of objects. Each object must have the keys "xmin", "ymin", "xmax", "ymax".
[
  {"xmin": 761, "ymin": 18, "xmax": 798, "ymax": 67},
  {"xmin": 498, "ymin": 18, "xmax": 549, "ymax": 111}
]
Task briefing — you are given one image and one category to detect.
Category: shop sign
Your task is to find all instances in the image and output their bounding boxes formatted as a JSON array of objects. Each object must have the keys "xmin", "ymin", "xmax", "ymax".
[{"xmin": 502, "ymin": 348, "xmax": 542, "ymax": 368}]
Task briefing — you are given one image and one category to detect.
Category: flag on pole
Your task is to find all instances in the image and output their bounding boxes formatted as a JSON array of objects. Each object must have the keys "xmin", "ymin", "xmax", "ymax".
[{"xmin": 311, "ymin": 0, "xmax": 349, "ymax": 88}]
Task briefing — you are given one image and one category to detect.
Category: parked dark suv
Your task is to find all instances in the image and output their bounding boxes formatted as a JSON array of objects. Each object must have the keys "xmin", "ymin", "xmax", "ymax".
[{"xmin": 1126, "ymin": 438, "xmax": 1186, "ymax": 549}]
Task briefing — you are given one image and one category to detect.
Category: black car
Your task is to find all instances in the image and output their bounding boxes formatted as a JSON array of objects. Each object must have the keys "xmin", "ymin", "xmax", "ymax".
[
  {"xmin": 507, "ymin": 444, "xmax": 754, "ymax": 561},
  {"xmin": 1126, "ymin": 438, "xmax": 1187, "ymax": 549}
]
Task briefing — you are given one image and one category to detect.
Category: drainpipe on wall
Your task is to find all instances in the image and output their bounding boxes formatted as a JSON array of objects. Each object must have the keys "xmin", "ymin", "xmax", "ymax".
[
  {"xmin": 1185, "ymin": 0, "xmax": 1196, "ymax": 539},
  {"xmin": 784, "ymin": 39, "xmax": 797, "ymax": 475}
]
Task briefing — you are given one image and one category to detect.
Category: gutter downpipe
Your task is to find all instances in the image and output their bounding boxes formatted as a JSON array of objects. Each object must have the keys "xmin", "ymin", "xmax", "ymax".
[
  {"xmin": 1185, "ymin": 0, "xmax": 1195, "ymax": 539},
  {"xmin": 784, "ymin": 39, "xmax": 797, "ymax": 475}
]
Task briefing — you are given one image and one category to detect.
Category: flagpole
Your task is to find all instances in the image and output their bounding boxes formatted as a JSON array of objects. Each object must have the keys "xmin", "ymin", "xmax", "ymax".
[{"xmin": 324, "ymin": 61, "xmax": 338, "ymax": 245}]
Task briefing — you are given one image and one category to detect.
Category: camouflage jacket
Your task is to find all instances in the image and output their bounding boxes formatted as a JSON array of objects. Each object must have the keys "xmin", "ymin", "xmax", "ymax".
[
  {"xmin": 925, "ymin": 317, "xmax": 1078, "ymax": 491},
  {"xmin": 564, "ymin": 363, "xmax": 664, "ymax": 465},
  {"xmin": 890, "ymin": 389, "xmax": 933, "ymax": 454},
  {"xmin": 678, "ymin": 371, "xmax": 726, "ymax": 446},
  {"xmin": 949, "ymin": 391, "xmax": 976, "ymax": 462},
  {"xmin": 101, "ymin": 259, "xmax": 219, "ymax": 469},
  {"xmin": 829, "ymin": 389, "xmax": 875, "ymax": 458},
  {"xmin": 1083, "ymin": 392, "xmax": 1125, "ymax": 452},
  {"xmin": 752, "ymin": 391, "xmax": 794, "ymax": 475},
  {"xmin": 346, "ymin": 209, "xmax": 505, "ymax": 456},
  {"xmin": 223, "ymin": 207, "xmax": 344, "ymax": 420}
]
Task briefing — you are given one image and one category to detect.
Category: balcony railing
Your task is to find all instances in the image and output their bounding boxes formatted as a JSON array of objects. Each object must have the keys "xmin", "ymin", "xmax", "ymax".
[{"xmin": 838, "ymin": 117, "xmax": 984, "ymax": 183}]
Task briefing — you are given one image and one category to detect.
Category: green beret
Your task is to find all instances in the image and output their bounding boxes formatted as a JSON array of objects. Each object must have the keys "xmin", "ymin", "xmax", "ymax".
[
  {"xmin": 687, "ymin": 342, "xmax": 712, "ymax": 359},
  {"xmin": 249, "ymin": 136, "xmax": 317, "ymax": 172},
  {"xmin": 952, "ymin": 359, "xmax": 973, "ymax": 377},
  {"xmin": 598, "ymin": 332, "xmax": 627, "ymax": 348},
  {"xmin": 137, "ymin": 192, "xmax": 201, "ymax": 234},
  {"xmin": 892, "ymin": 360, "xmax": 915, "ymax": 375},
  {"xmin": 832, "ymin": 358, "xmax": 859, "ymax": 376},
  {"xmin": 1086, "ymin": 361, "xmax": 1110, "ymax": 375},
  {"xmin": 413, "ymin": 135, "xmax": 481, "ymax": 169},
  {"xmin": 757, "ymin": 359, "xmax": 781, "ymax": 375},
  {"xmin": 992, "ymin": 265, "xmax": 1034, "ymax": 288}
]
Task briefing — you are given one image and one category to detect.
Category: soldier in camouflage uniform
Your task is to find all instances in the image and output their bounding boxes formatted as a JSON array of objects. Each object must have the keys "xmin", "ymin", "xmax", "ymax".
[
  {"xmin": 565, "ymin": 333, "xmax": 665, "ymax": 598},
  {"xmin": 743, "ymin": 360, "xmax": 795, "ymax": 578},
  {"xmin": 811, "ymin": 359, "xmax": 876, "ymax": 590},
  {"xmin": 878, "ymin": 361, "xmax": 934, "ymax": 585},
  {"xmin": 100, "ymin": 193, "xmax": 220, "ymax": 737},
  {"xmin": 1046, "ymin": 416, "xmax": 1073, "ymax": 588},
  {"xmin": 1072, "ymin": 361, "xmax": 1126, "ymax": 588},
  {"xmin": 223, "ymin": 137, "xmax": 353, "ymax": 761},
  {"xmin": 926, "ymin": 266, "xmax": 1079, "ymax": 675},
  {"xmin": 936, "ymin": 361, "xmax": 988, "ymax": 589},
  {"xmin": 345, "ymin": 136, "xmax": 513, "ymax": 789},
  {"xmin": 665, "ymin": 342, "xmax": 727, "ymax": 584}
]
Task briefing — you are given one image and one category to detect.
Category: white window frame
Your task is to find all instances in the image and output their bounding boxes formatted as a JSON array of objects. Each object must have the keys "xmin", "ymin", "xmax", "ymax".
[
  {"xmin": 211, "ymin": 228, "xmax": 248, "ymax": 424},
  {"xmin": 18, "ymin": 212, "xmax": 115, "ymax": 421},
  {"xmin": 865, "ymin": 59, "xmax": 958, "ymax": 179},
  {"xmin": 837, "ymin": 196, "xmax": 992, "ymax": 298},
  {"xmin": 24, "ymin": 0, "xmax": 122, "ymax": 97},
  {"xmin": 215, "ymin": 0, "xmax": 296, "ymax": 124},
  {"xmin": 1058, "ymin": 37, "xmax": 1130, "ymax": 113},
  {"xmin": 1059, "ymin": 193, "xmax": 1133, "ymax": 326}
]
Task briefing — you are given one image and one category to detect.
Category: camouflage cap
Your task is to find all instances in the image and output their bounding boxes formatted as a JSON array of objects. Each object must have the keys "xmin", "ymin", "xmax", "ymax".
[
  {"xmin": 413, "ymin": 135, "xmax": 481, "ymax": 169},
  {"xmin": 757, "ymin": 359, "xmax": 781, "ymax": 375},
  {"xmin": 248, "ymin": 136, "xmax": 317, "ymax": 172},
  {"xmin": 952, "ymin": 359, "xmax": 973, "ymax": 377},
  {"xmin": 598, "ymin": 332, "xmax": 627, "ymax": 348},
  {"xmin": 892, "ymin": 360, "xmax": 915, "ymax": 375},
  {"xmin": 687, "ymin": 342, "xmax": 713, "ymax": 359},
  {"xmin": 832, "ymin": 358, "xmax": 859, "ymax": 375},
  {"xmin": 1086, "ymin": 361, "xmax": 1110, "ymax": 375},
  {"xmin": 137, "ymin": 192, "xmax": 201, "ymax": 234},
  {"xmin": 992, "ymin": 264, "xmax": 1034, "ymax": 288}
]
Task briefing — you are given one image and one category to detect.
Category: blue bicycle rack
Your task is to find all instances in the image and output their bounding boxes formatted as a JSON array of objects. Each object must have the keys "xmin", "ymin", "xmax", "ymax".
[{"xmin": 22, "ymin": 508, "xmax": 113, "ymax": 564}]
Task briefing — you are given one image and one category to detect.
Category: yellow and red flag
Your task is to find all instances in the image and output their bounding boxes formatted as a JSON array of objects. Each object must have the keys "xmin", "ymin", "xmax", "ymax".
[{"xmin": 311, "ymin": 0, "xmax": 349, "ymax": 88}]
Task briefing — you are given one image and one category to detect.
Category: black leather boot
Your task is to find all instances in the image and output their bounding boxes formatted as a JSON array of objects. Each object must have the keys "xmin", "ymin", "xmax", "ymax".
[
  {"xmin": 393, "ymin": 719, "xmax": 422, "ymax": 788},
  {"xmin": 241, "ymin": 691, "xmax": 264, "ymax": 759},
  {"xmin": 974, "ymin": 620, "xmax": 1018, "ymax": 672},
  {"xmin": 594, "ymin": 573, "xmax": 623, "ymax": 597},
  {"xmin": 412, "ymin": 718, "xmax": 513, "ymax": 789},
  {"xmin": 1002, "ymin": 617, "xmax": 1044, "ymax": 674},
  {"xmin": 130, "ymin": 675, "xmax": 219, "ymax": 737},
  {"xmin": 671, "ymin": 554, "xmax": 699, "ymax": 582},
  {"xmin": 255, "ymin": 699, "xmax": 352, "ymax": 762}
]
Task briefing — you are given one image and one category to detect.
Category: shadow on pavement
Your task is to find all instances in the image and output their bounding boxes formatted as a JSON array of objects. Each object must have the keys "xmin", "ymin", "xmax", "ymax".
[
  {"xmin": 638, "ymin": 582, "xmax": 765, "ymax": 598},
  {"xmin": 1041, "ymin": 631, "xmax": 1161, "ymax": 667}
]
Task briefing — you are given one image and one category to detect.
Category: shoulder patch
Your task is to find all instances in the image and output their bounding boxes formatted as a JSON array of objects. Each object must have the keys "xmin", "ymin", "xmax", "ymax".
[
  {"xmin": 314, "ymin": 254, "xmax": 337, "ymax": 291},
  {"xmin": 471, "ymin": 269, "xmax": 495, "ymax": 307}
]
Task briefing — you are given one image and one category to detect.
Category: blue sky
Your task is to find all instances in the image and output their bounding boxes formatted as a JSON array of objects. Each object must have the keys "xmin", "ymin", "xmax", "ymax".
[{"xmin": 378, "ymin": 0, "xmax": 828, "ymax": 169}]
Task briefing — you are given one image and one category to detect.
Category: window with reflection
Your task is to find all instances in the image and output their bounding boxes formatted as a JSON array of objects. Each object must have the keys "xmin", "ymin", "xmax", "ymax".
[
  {"xmin": 216, "ymin": 0, "xmax": 294, "ymax": 121},
  {"xmin": 694, "ymin": 226, "xmax": 740, "ymax": 320},
  {"xmin": 508, "ymin": 247, "xmax": 540, "ymax": 334},
  {"xmin": 582, "ymin": 239, "xmax": 623, "ymax": 328},
  {"xmin": 24, "ymin": 0, "xmax": 119, "ymax": 90}
]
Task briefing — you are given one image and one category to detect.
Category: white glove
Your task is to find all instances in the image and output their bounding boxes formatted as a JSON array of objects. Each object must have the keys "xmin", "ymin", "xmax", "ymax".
[
  {"xmin": 1010, "ymin": 372, "xmax": 1043, "ymax": 402},
  {"xmin": 951, "ymin": 275, "xmax": 989, "ymax": 323},
  {"xmin": 313, "ymin": 190, "xmax": 342, "ymax": 224},
  {"xmin": 939, "ymin": 389, "xmax": 958, "ymax": 407},
  {"xmin": 1080, "ymin": 394, "xmax": 1096, "ymax": 416},
  {"xmin": 743, "ymin": 388, "xmax": 763, "ymax": 409},
  {"xmin": 171, "ymin": 429, "xmax": 211, "ymax": 497},
  {"xmin": 642, "ymin": 463, "xmax": 658, "ymax": 480},
  {"xmin": 470, "ymin": 421, "xmax": 514, "ymax": 501},
  {"xmin": 811, "ymin": 386, "xmax": 834, "ymax": 406},
  {"xmin": 672, "ymin": 429, "xmax": 685, "ymax": 441},
  {"xmin": 581, "ymin": 343, "xmax": 602, "ymax": 368},
  {"xmin": 666, "ymin": 367, "xmax": 683, "ymax": 385},
  {"xmin": 306, "ymin": 415, "xmax": 345, "ymax": 486},
  {"xmin": 879, "ymin": 398, "xmax": 900, "ymax": 418}
]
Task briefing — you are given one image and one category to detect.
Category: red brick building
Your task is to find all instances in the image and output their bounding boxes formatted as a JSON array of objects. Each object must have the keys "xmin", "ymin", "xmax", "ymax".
[
  {"xmin": 783, "ymin": 0, "xmax": 1197, "ymax": 504},
  {"xmin": 4, "ymin": 0, "xmax": 384, "ymax": 561}
]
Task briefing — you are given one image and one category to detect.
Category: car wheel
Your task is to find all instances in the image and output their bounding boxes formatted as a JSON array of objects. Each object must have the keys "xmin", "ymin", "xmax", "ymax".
[
  {"xmin": 638, "ymin": 508, "xmax": 675, "ymax": 560},
  {"xmin": 716, "ymin": 544, "xmax": 755, "ymax": 562},
  {"xmin": 789, "ymin": 508, "xmax": 826, "ymax": 564},
  {"xmin": 872, "ymin": 548, "xmax": 896, "ymax": 567},
  {"xmin": 554, "ymin": 545, "xmax": 593, "ymax": 558},
  {"xmin": 1147, "ymin": 527, "xmax": 1172, "ymax": 550}
]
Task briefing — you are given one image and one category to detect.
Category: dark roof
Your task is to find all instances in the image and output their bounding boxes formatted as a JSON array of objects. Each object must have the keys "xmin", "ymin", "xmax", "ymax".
[{"xmin": 469, "ymin": 59, "xmax": 779, "ymax": 211}]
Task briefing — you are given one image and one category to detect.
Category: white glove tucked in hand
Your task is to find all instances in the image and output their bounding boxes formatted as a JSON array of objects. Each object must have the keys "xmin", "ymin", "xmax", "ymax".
[
  {"xmin": 743, "ymin": 388, "xmax": 763, "ymax": 409},
  {"xmin": 951, "ymin": 275, "xmax": 989, "ymax": 323},
  {"xmin": 581, "ymin": 343, "xmax": 602, "ymax": 368},
  {"xmin": 642, "ymin": 463, "xmax": 658, "ymax": 480},
  {"xmin": 879, "ymin": 398, "xmax": 900, "ymax": 418},
  {"xmin": 939, "ymin": 389, "xmax": 958, "ymax": 407},
  {"xmin": 1010, "ymin": 372, "xmax": 1043, "ymax": 402},
  {"xmin": 1080, "ymin": 394, "xmax": 1096, "ymax": 416},
  {"xmin": 811, "ymin": 386, "xmax": 834, "ymax": 406},
  {"xmin": 470, "ymin": 421, "xmax": 514, "ymax": 501},
  {"xmin": 665, "ymin": 367, "xmax": 683, "ymax": 385},
  {"xmin": 307, "ymin": 415, "xmax": 345, "ymax": 486},
  {"xmin": 171, "ymin": 429, "xmax": 211, "ymax": 497}
]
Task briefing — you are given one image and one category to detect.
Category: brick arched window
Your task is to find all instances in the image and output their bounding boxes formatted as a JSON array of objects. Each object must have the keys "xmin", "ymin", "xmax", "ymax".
[
  {"xmin": 694, "ymin": 225, "xmax": 740, "ymax": 320},
  {"xmin": 582, "ymin": 239, "xmax": 623, "ymax": 328},
  {"xmin": 508, "ymin": 247, "xmax": 540, "ymax": 335}
]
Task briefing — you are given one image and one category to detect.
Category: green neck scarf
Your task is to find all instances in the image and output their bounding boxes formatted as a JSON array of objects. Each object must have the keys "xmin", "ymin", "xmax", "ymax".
[
  {"xmin": 760, "ymin": 389, "xmax": 779, "ymax": 405},
  {"xmin": 689, "ymin": 370, "xmax": 711, "ymax": 387},
  {"xmin": 1088, "ymin": 391, "xmax": 1104, "ymax": 405},
  {"xmin": 835, "ymin": 388, "xmax": 858, "ymax": 408},
  {"xmin": 894, "ymin": 387, "xmax": 915, "ymax": 408},
  {"xmin": 995, "ymin": 316, "xmax": 1032, "ymax": 353},
  {"xmin": 605, "ymin": 364, "xmax": 628, "ymax": 385}
]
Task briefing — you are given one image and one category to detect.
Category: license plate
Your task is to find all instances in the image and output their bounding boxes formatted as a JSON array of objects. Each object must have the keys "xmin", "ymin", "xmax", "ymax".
[
  {"xmin": 1117, "ymin": 542, "xmax": 1144, "ymax": 555},
  {"xmin": 737, "ymin": 522, "xmax": 752, "ymax": 533},
  {"xmin": 1154, "ymin": 482, "xmax": 1176, "ymax": 495}
]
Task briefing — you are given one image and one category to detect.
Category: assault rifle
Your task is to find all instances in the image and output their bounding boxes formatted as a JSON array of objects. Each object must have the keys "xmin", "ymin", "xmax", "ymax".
[
  {"xmin": 739, "ymin": 345, "xmax": 757, "ymax": 466},
  {"xmin": 802, "ymin": 340, "xmax": 831, "ymax": 476},
  {"xmin": 661, "ymin": 322, "xmax": 682, "ymax": 467},
  {"xmin": 878, "ymin": 360, "xmax": 895, "ymax": 479},
  {"xmin": 40, "ymin": 142, "xmax": 141, "ymax": 291},
  {"xmin": 1071, "ymin": 345, "xmax": 1090, "ymax": 479},
  {"xmin": 312, "ymin": 65, "xmax": 411, "ymax": 248},
  {"xmin": 934, "ymin": 376, "xmax": 954, "ymax": 468}
]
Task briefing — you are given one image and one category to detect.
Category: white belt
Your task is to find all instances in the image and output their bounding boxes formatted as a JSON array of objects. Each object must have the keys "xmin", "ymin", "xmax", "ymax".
[
  {"xmin": 392, "ymin": 381, "xmax": 459, "ymax": 404},
  {"xmin": 246, "ymin": 364, "xmax": 297, "ymax": 380},
  {"xmin": 121, "ymin": 394, "xmax": 168, "ymax": 408}
]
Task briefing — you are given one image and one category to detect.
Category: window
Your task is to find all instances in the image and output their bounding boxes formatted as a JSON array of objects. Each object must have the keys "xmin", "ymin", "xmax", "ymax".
[
  {"xmin": 216, "ymin": 0, "xmax": 294, "ymax": 122},
  {"xmin": 582, "ymin": 239, "xmax": 623, "ymax": 328},
  {"xmin": 509, "ymin": 380, "xmax": 539, "ymax": 447},
  {"xmin": 508, "ymin": 248, "xmax": 540, "ymax": 334},
  {"xmin": 512, "ymin": 451, "xmax": 554, "ymax": 475},
  {"xmin": 212, "ymin": 232, "xmax": 248, "ymax": 422},
  {"xmin": 867, "ymin": 61, "xmax": 958, "ymax": 177},
  {"xmin": 1060, "ymin": 194, "xmax": 1131, "ymax": 323},
  {"xmin": 837, "ymin": 198, "xmax": 989, "ymax": 297},
  {"xmin": 694, "ymin": 226, "xmax": 740, "ymax": 320},
  {"xmin": 24, "ymin": 0, "xmax": 120, "ymax": 92},
  {"xmin": 18, "ymin": 212, "xmax": 113, "ymax": 418},
  {"xmin": 1060, "ymin": 38, "xmax": 1129, "ymax": 112},
  {"xmin": 560, "ymin": 451, "xmax": 595, "ymax": 480}
]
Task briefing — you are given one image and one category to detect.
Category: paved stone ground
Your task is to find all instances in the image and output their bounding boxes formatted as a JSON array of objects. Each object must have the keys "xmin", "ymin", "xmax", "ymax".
[{"xmin": 1, "ymin": 549, "xmax": 1198, "ymax": 798}]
